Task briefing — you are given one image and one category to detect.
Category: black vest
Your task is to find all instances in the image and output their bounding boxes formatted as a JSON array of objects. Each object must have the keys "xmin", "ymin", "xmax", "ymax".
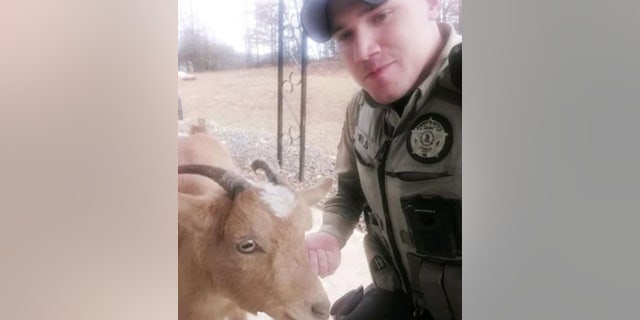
[{"xmin": 355, "ymin": 43, "xmax": 462, "ymax": 320}]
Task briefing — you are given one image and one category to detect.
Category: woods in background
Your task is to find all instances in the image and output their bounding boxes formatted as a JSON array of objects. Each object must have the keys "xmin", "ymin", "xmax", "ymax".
[{"xmin": 178, "ymin": 0, "xmax": 461, "ymax": 72}]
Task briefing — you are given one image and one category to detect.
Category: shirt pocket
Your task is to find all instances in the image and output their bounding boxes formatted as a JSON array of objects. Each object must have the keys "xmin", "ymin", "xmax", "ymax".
[{"xmin": 353, "ymin": 126, "xmax": 380, "ymax": 168}]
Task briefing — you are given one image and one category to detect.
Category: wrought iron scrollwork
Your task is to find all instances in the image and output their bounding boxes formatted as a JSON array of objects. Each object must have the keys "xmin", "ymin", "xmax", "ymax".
[{"xmin": 277, "ymin": 0, "xmax": 308, "ymax": 182}]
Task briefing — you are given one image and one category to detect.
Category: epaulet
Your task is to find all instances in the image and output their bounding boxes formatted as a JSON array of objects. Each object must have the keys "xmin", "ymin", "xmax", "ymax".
[
  {"xmin": 449, "ymin": 43, "xmax": 462, "ymax": 91},
  {"xmin": 436, "ymin": 43, "xmax": 462, "ymax": 95}
]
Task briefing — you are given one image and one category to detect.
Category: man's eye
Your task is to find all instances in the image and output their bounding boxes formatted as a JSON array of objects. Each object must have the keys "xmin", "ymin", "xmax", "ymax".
[
  {"xmin": 375, "ymin": 10, "xmax": 391, "ymax": 22},
  {"xmin": 337, "ymin": 31, "xmax": 352, "ymax": 42}
]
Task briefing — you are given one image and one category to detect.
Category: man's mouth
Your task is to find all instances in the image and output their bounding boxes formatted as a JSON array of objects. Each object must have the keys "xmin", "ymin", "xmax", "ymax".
[{"xmin": 364, "ymin": 61, "xmax": 393, "ymax": 79}]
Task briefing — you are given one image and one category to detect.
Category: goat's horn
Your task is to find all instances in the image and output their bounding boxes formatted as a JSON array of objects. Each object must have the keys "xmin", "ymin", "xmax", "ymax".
[
  {"xmin": 178, "ymin": 164, "xmax": 250, "ymax": 198},
  {"xmin": 250, "ymin": 160, "xmax": 293, "ymax": 189}
]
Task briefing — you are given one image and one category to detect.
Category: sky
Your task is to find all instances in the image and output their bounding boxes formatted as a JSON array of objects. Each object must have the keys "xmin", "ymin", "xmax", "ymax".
[
  {"xmin": 181, "ymin": 0, "xmax": 257, "ymax": 53},
  {"xmin": 180, "ymin": 0, "xmax": 325, "ymax": 56}
]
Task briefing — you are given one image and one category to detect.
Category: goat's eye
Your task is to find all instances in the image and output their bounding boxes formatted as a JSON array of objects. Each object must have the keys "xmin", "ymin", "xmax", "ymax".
[{"xmin": 236, "ymin": 240, "xmax": 257, "ymax": 254}]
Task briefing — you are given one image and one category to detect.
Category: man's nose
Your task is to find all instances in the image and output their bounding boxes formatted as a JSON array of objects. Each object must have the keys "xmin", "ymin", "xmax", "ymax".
[{"xmin": 353, "ymin": 31, "xmax": 381, "ymax": 62}]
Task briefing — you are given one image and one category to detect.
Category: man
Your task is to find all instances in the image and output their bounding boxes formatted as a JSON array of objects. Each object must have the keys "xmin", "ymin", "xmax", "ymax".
[{"xmin": 301, "ymin": 0, "xmax": 461, "ymax": 319}]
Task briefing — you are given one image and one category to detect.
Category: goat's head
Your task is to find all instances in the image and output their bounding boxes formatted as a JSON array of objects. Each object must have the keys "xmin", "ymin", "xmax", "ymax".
[{"xmin": 178, "ymin": 163, "xmax": 332, "ymax": 320}]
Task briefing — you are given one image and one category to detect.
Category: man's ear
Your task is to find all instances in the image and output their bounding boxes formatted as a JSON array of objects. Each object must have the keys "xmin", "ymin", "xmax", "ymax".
[{"xmin": 426, "ymin": 0, "xmax": 441, "ymax": 20}]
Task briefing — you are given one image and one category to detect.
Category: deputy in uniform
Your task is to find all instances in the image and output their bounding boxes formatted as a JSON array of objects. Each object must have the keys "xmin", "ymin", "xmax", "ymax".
[{"xmin": 301, "ymin": 0, "xmax": 461, "ymax": 319}]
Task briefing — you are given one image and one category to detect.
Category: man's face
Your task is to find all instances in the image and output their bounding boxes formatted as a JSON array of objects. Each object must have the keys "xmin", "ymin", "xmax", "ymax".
[{"xmin": 329, "ymin": 0, "xmax": 442, "ymax": 104}]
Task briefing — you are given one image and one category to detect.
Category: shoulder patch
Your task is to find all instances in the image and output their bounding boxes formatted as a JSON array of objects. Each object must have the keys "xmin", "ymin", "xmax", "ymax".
[{"xmin": 406, "ymin": 113, "xmax": 453, "ymax": 164}]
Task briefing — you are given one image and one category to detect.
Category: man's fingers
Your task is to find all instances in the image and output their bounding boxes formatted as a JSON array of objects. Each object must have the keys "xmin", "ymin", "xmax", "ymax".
[
  {"xmin": 317, "ymin": 249, "xmax": 329, "ymax": 277},
  {"xmin": 327, "ymin": 250, "xmax": 340, "ymax": 274},
  {"xmin": 308, "ymin": 249, "xmax": 319, "ymax": 275},
  {"xmin": 305, "ymin": 232, "xmax": 342, "ymax": 277}
]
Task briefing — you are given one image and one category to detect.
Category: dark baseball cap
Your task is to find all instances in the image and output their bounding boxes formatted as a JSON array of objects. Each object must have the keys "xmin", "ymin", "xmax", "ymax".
[{"xmin": 301, "ymin": 0, "xmax": 388, "ymax": 43}]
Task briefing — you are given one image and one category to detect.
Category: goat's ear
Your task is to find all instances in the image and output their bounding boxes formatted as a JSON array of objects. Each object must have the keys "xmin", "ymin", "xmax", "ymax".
[
  {"xmin": 178, "ymin": 193, "xmax": 212, "ymax": 235},
  {"xmin": 298, "ymin": 177, "xmax": 333, "ymax": 205},
  {"xmin": 295, "ymin": 178, "xmax": 332, "ymax": 231}
]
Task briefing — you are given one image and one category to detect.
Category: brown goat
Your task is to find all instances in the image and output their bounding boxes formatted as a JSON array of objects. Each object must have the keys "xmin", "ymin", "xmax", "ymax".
[{"xmin": 178, "ymin": 120, "xmax": 332, "ymax": 320}]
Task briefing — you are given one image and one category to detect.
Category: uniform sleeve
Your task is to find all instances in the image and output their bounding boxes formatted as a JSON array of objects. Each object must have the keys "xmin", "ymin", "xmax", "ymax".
[{"xmin": 320, "ymin": 93, "xmax": 367, "ymax": 248}]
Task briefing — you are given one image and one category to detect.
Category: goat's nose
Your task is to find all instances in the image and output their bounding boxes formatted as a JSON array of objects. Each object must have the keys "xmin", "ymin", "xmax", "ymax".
[{"xmin": 311, "ymin": 299, "xmax": 331, "ymax": 319}]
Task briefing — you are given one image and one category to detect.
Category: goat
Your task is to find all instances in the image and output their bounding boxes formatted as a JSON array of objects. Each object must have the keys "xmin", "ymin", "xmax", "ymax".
[
  {"xmin": 178, "ymin": 120, "xmax": 332, "ymax": 320},
  {"xmin": 178, "ymin": 119, "xmax": 236, "ymax": 196}
]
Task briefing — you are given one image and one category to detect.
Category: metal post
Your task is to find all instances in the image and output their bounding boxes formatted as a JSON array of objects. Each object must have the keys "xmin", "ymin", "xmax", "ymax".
[
  {"xmin": 299, "ymin": 31, "xmax": 308, "ymax": 182},
  {"xmin": 277, "ymin": 0, "xmax": 285, "ymax": 167},
  {"xmin": 276, "ymin": 0, "xmax": 308, "ymax": 181}
]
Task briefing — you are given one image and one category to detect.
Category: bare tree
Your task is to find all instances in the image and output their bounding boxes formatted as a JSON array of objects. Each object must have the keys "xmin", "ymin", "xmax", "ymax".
[
  {"xmin": 247, "ymin": 0, "xmax": 279, "ymax": 66},
  {"xmin": 178, "ymin": 0, "xmax": 242, "ymax": 71},
  {"xmin": 440, "ymin": 0, "xmax": 462, "ymax": 34}
]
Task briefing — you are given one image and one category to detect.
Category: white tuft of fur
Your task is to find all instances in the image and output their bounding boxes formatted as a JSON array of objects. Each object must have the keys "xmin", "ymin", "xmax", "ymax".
[{"xmin": 258, "ymin": 183, "xmax": 296, "ymax": 218}]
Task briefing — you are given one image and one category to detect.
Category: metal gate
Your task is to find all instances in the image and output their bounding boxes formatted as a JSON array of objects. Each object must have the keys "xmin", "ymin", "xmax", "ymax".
[{"xmin": 276, "ymin": 0, "xmax": 308, "ymax": 182}]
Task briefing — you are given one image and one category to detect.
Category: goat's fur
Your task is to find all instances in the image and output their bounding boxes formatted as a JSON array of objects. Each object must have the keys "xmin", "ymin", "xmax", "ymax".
[{"xmin": 178, "ymin": 119, "xmax": 332, "ymax": 320}]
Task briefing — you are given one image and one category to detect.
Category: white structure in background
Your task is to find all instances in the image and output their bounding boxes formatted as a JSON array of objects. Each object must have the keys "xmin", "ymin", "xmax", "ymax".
[{"xmin": 178, "ymin": 71, "xmax": 196, "ymax": 81}]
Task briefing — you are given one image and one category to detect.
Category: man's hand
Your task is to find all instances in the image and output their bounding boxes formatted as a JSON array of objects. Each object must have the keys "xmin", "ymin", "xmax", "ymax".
[{"xmin": 305, "ymin": 231, "xmax": 342, "ymax": 278}]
